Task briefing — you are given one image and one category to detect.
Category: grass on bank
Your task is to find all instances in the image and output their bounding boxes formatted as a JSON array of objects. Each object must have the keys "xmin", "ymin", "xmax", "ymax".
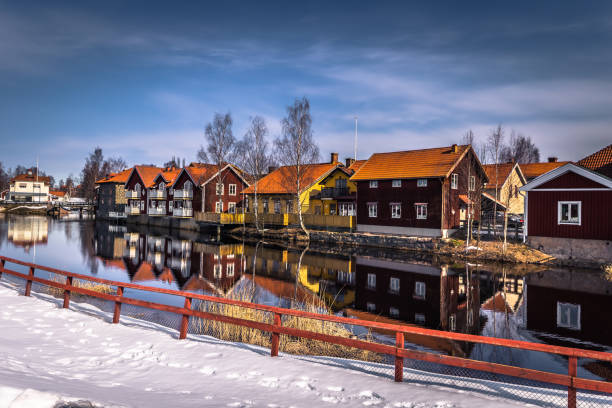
[
  {"xmin": 192, "ymin": 286, "xmax": 381, "ymax": 363},
  {"xmin": 47, "ymin": 276, "xmax": 115, "ymax": 299}
]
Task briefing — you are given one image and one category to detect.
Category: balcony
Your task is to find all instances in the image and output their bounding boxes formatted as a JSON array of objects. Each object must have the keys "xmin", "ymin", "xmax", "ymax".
[
  {"xmin": 125, "ymin": 190, "xmax": 140, "ymax": 199},
  {"xmin": 174, "ymin": 189, "xmax": 193, "ymax": 199},
  {"xmin": 128, "ymin": 206, "xmax": 140, "ymax": 215},
  {"xmin": 148, "ymin": 207, "xmax": 166, "ymax": 216},
  {"xmin": 173, "ymin": 208, "xmax": 193, "ymax": 217},
  {"xmin": 320, "ymin": 187, "xmax": 350, "ymax": 199},
  {"xmin": 149, "ymin": 190, "xmax": 166, "ymax": 199}
]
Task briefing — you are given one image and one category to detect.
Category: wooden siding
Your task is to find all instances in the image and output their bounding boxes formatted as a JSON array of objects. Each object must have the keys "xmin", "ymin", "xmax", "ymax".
[
  {"xmin": 202, "ymin": 168, "xmax": 247, "ymax": 212},
  {"xmin": 536, "ymin": 171, "xmax": 608, "ymax": 189},
  {"xmin": 528, "ymin": 190, "xmax": 612, "ymax": 239},
  {"xmin": 173, "ymin": 171, "xmax": 202, "ymax": 213}
]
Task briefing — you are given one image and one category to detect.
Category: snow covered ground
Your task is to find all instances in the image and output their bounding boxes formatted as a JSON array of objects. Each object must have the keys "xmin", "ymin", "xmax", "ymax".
[{"xmin": 0, "ymin": 281, "xmax": 533, "ymax": 408}]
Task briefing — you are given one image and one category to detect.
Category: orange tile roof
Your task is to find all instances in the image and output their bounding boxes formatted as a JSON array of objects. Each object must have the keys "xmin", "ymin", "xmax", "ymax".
[
  {"xmin": 347, "ymin": 160, "xmax": 367, "ymax": 173},
  {"xmin": 49, "ymin": 190, "xmax": 66, "ymax": 197},
  {"xmin": 351, "ymin": 145, "xmax": 470, "ymax": 181},
  {"xmin": 482, "ymin": 163, "xmax": 515, "ymax": 189},
  {"xmin": 132, "ymin": 262, "xmax": 155, "ymax": 282},
  {"xmin": 158, "ymin": 168, "xmax": 182, "ymax": 185},
  {"xmin": 243, "ymin": 163, "xmax": 339, "ymax": 194},
  {"xmin": 134, "ymin": 166, "xmax": 165, "ymax": 188},
  {"xmin": 95, "ymin": 168, "xmax": 132, "ymax": 184},
  {"xmin": 519, "ymin": 161, "xmax": 571, "ymax": 180},
  {"xmin": 577, "ymin": 144, "xmax": 612, "ymax": 178},
  {"xmin": 183, "ymin": 164, "xmax": 222, "ymax": 186},
  {"xmin": 11, "ymin": 169, "xmax": 51, "ymax": 185}
]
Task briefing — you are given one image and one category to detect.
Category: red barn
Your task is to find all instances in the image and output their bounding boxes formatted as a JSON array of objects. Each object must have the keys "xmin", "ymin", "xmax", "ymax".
[
  {"xmin": 521, "ymin": 149, "xmax": 612, "ymax": 263},
  {"xmin": 350, "ymin": 144, "xmax": 487, "ymax": 237}
]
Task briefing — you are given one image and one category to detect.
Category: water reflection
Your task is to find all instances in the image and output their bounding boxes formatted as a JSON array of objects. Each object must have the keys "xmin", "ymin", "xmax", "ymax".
[{"xmin": 7, "ymin": 216, "xmax": 48, "ymax": 251}]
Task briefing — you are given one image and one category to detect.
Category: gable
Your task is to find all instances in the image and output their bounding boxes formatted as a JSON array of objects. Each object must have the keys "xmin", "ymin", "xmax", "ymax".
[
  {"xmin": 535, "ymin": 170, "xmax": 609, "ymax": 189},
  {"xmin": 125, "ymin": 168, "xmax": 144, "ymax": 189}
]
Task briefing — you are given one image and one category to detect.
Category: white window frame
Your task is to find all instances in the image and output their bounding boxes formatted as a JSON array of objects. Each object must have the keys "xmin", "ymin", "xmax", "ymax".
[
  {"xmin": 392, "ymin": 179, "xmax": 401, "ymax": 188},
  {"xmin": 215, "ymin": 201, "xmax": 222, "ymax": 213},
  {"xmin": 367, "ymin": 202, "xmax": 377, "ymax": 218},
  {"xmin": 451, "ymin": 174, "xmax": 458, "ymax": 189},
  {"xmin": 390, "ymin": 203, "xmax": 401, "ymax": 219},
  {"xmin": 389, "ymin": 277, "xmax": 400, "ymax": 294},
  {"xmin": 414, "ymin": 281, "xmax": 426, "ymax": 299},
  {"xmin": 226, "ymin": 263, "xmax": 235, "ymax": 277},
  {"xmin": 228, "ymin": 184, "xmax": 236, "ymax": 196},
  {"xmin": 415, "ymin": 203, "xmax": 427, "ymax": 220},
  {"xmin": 369, "ymin": 180, "xmax": 378, "ymax": 188},
  {"xmin": 557, "ymin": 302, "xmax": 581, "ymax": 330},
  {"xmin": 366, "ymin": 302, "xmax": 376, "ymax": 313},
  {"xmin": 417, "ymin": 179, "xmax": 427, "ymax": 187},
  {"xmin": 558, "ymin": 201, "xmax": 581, "ymax": 225},
  {"xmin": 367, "ymin": 273, "xmax": 376, "ymax": 289},
  {"xmin": 169, "ymin": 201, "xmax": 173, "ymax": 212},
  {"xmin": 228, "ymin": 202, "xmax": 236, "ymax": 214}
]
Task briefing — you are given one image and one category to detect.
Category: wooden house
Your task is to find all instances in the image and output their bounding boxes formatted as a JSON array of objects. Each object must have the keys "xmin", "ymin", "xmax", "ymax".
[
  {"xmin": 481, "ymin": 163, "xmax": 527, "ymax": 215},
  {"xmin": 520, "ymin": 144, "xmax": 612, "ymax": 263},
  {"xmin": 95, "ymin": 168, "xmax": 132, "ymax": 219},
  {"xmin": 350, "ymin": 145, "xmax": 487, "ymax": 237}
]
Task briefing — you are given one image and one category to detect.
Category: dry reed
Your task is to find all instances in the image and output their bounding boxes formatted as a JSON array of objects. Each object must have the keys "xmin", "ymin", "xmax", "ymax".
[
  {"xmin": 603, "ymin": 264, "xmax": 612, "ymax": 281},
  {"xmin": 192, "ymin": 286, "xmax": 381, "ymax": 362},
  {"xmin": 47, "ymin": 276, "xmax": 115, "ymax": 299}
]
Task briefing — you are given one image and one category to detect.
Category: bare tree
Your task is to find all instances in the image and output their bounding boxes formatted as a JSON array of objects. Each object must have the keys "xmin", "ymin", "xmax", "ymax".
[
  {"xmin": 500, "ymin": 131, "xmax": 540, "ymax": 164},
  {"xmin": 274, "ymin": 97, "xmax": 320, "ymax": 238},
  {"xmin": 236, "ymin": 116, "xmax": 274, "ymax": 232},
  {"xmin": 487, "ymin": 125, "xmax": 504, "ymax": 238},
  {"xmin": 79, "ymin": 148, "xmax": 127, "ymax": 202},
  {"xmin": 202, "ymin": 112, "xmax": 236, "ymax": 213},
  {"xmin": 0, "ymin": 162, "xmax": 10, "ymax": 192}
]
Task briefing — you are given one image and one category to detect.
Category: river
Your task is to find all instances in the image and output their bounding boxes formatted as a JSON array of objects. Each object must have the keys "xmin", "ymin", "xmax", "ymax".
[{"xmin": 0, "ymin": 214, "xmax": 611, "ymax": 382}]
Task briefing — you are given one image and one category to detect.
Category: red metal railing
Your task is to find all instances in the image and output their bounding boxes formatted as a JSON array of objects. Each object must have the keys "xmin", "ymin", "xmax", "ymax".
[{"xmin": 1, "ymin": 255, "xmax": 611, "ymax": 407}]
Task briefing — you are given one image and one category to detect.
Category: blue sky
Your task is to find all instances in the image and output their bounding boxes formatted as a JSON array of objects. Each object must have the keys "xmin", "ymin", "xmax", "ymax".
[{"xmin": 1, "ymin": 1, "xmax": 611, "ymax": 181}]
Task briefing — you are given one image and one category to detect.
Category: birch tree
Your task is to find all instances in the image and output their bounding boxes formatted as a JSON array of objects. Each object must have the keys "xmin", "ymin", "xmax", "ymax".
[
  {"xmin": 201, "ymin": 113, "xmax": 236, "ymax": 213},
  {"xmin": 236, "ymin": 116, "xmax": 274, "ymax": 231},
  {"xmin": 274, "ymin": 97, "xmax": 320, "ymax": 238},
  {"xmin": 487, "ymin": 125, "xmax": 504, "ymax": 238}
]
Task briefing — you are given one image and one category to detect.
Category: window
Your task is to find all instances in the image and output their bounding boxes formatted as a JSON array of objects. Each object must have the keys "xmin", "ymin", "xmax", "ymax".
[
  {"xmin": 228, "ymin": 184, "xmax": 236, "ymax": 196},
  {"xmin": 335, "ymin": 178, "xmax": 347, "ymax": 189},
  {"xmin": 390, "ymin": 203, "xmax": 401, "ymax": 219},
  {"xmin": 367, "ymin": 273, "xmax": 376, "ymax": 289},
  {"xmin": 451, "ymin": 174, "xmax": 458, "ymax": 189},
  {"xmin": 226, "ymin": 263, "xmax": 235, "ymax": 277},
  {"xmin": 414, "ymin": 281, "xmax": 426, "ymax": 299},
  {"xmin": 369, "ymin": 180, "xmax": 378, "ymax": 188},
  {"xmin": 415, "ymin": 203, "xmax": 427, "ymax": 219},
  {"xmin": 389, "ymin": 307, "xmax": 400, "ymax": 318},
  {"xmin": 286, "ymin": 200, "xmax": 293, "ymax": 214},
  {"xmin": 417, "ymin": 179, "xmax": 427, "ymax": 187},
  {"xmin": 368, "ymin": 202, "xmax": 377, "ymax": 218},
  {"xmin": 449, "ymin": 314, "xmax": 456, "ymax": 331},
  {"xmin": 392, "ymin": 179, "xmax": 401, "ymax": 188},
  {"xmin": 469, "ymin": 176, "xmax": 476, "ymax": 191},
  {"xmin": 274, "ymin": 199, "xmax": 281, "ymax": 214},
  {"xmin": 558, "ymin": 201, "xmax": 581, "ymax": 225},
  {"xmin": 214, "ymin": 264, "xmax": 222, "ymax": 278},
  {"xmin": 169, "ymin": 188, "xmax": 174, "ymax": 195},
  {"xmin": 228, "ymin": 202, "xmax": 236, "ymax": 214},
  {"xmin": 557, "ymin": 302, "xmax": 581, "ymax": 330},
  {"xmin": 415, "ymin": 313, "xmax": 426, "ymax": 324},
  {"xmin": 184, "ymin": 181, "xmax": 192, "ymax": 191},
  {"xmin": 366, "ymin": 302, "xmax": 376, "ymax": 313},
  {"xmin": 19, "ymin": 183, "xmax": 27, "ymax": 189},
  {"xmin": 215, "ymin": 201, "xmax": 222, "ymax": 213},
  {"xmin": 216, "ymin": 183, "xmax": 224, "ymax": 195},
  {"xmin": 263, "ymin": 200, "xmax": 268, "ymax": 213},
  {"xmin": 389, "ymin": 277, "xmax": 400, "ymax": 294}
]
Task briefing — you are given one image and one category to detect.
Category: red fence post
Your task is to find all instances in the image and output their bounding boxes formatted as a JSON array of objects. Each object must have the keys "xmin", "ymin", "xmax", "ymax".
[
  {"xmin": 24, "ymin": 267, "xmax": 34, "ymax": 296},
  {"xmin": 63, "ymin": 276, "xmax": 73, "ymax": 308},
  {"xmin": 113, "ymin": 286, "xmax": 124, "ymax": 324},
  {"xmin": 395, "ymin": 332, "xmax": 404, "ymax": 382},
  {"xmin": 271, "ymin": 312, "xmax": 281, "ymax": 357},
  {"xmin": 0, "ymin": 259, "xmax": 5, "ymax": 279},
  {"xmin": 179, "ymin": 297, "xmax": 192, "ymax": 340},
  {"xmin": 568, "ymin": 356, "xmax": 577, "ymax": 408}
]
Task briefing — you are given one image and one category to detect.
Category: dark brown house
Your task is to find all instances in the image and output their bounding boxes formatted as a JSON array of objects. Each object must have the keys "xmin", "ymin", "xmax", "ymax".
[{"xmin": 350, "ymin": 144, "xmax": 487, "ymax": 237}]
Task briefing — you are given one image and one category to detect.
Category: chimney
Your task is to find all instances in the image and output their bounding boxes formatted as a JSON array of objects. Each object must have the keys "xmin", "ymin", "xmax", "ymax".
[
  {"xmin": 268, "ymin": 166, "xmax": 278, "ymax": 174},
  {"xmin": 330, "ymin": 152, "xmax": 339, "ymax": 163},
  {"xmin": 345, "ymin": 158, "xmax": 355, "ymax": 168},
  {"xmin": 451, "ymin": 144, "xmax": 458, "ymax": 153},
  {"xmin": 548, "ymin": 157, "xmax": 558, "ymax": 163},
  {"xmin": 27, "ymin": 169, "xmax": 32, "ymax": 176}
]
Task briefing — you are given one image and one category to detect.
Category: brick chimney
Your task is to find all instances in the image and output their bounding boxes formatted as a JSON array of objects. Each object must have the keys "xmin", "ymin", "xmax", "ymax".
[
  {"xmin": 548, "ymin": 157, "xmax": 558, "ymax": 163},
  {"xmin": 268, "ymin": 166, "xmax": 278, "ymax": 174},
  {"xmin": 451, "ymin": 144, "xmax": 458, "ymax": 153},
  {"xmin": 330, "ymin": 152, "xmax": 339, "ymax": 163},
  {"xmin": 345, "ymin": 158, "xmax": 355, "ymax": 168}
]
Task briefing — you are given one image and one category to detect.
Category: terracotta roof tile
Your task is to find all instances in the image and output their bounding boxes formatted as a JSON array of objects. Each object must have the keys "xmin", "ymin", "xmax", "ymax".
[
  {"xmin": 520, "ymin": 161, "xmax": 571, "ymax": 180},
  {"xmin": 482, "ymin": 163, "xmax": 515, "ymax": 189},
  {"xmin": 95, "ymin": 168, "xmax": 132, "ymax": 184},
  {"xmin": 11, "ymin": 169, "xmax": 51, "ymax": 185},
  {"xmin": 49, "ymin": 190, "xmax": 66, "ymax": 197},
  {"xmin": 243, "ymin": 163, "xmax": 339, "ymax": 194},
  {"xmin": 577, "ymin": 144, "xmax": 612, "ymax": 178},
  {"xmin": 347, "ymin": 160, "xmax": 367, "ymax": 173},
  {"xmin": 350, "ymin": 145, "xmax": 470, "ymax": 181}
]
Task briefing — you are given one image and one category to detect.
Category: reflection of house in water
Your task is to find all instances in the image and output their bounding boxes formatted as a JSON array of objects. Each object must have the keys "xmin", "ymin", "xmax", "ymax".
[
  {"xmin": 525, "ymin": 269, "xmax": 612, "ymax": 346},
  {"xmin": 7, "ymin": 216, "xmax": 49, "ymax": 251},
  {"xmin": 354, "ymin": 257, "xmax": 480, "ymax": 335}
]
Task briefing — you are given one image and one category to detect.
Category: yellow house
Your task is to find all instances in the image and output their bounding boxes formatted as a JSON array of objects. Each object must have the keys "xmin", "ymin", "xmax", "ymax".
[
  {"xmin": 308, "ymin": 159, "xmax": 366, "ymax": 215},
  {"xmin": 242, "ymin": 154, "xmax": 344, "ymax": 216},
  {"xmin": 482, "ymin": 162, "xmax": 527, "ymax": 214}
]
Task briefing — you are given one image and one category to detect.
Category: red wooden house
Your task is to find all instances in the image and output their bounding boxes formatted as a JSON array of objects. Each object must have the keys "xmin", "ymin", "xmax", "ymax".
[
  {"xmin": 350, "ymin": 144, "xmax": 487, "ymax": 237},
  {"xmin": 521, "ymin": 144, "xmax": 612, "ymax": 263}
]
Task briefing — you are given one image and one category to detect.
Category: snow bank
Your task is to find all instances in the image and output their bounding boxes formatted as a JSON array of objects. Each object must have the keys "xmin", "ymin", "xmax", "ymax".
[{"xmin": 0, "ymin": 282, "xmax": 527, "ymax": 408}]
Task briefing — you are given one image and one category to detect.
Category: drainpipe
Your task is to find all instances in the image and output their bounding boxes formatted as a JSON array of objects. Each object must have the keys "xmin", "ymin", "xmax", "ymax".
[
  {"xmin": 440, "ymin": 178, "xmax": 445, "ymax": 238},
  {"xmin": 520, "ymin": 190, "xmax": 527, "ymax": 243}
]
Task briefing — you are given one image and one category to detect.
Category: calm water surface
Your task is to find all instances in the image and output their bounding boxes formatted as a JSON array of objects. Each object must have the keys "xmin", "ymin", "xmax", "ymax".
[{"xmin": 1, "ymin": 214, "xmax": 611, "ymax": 380}]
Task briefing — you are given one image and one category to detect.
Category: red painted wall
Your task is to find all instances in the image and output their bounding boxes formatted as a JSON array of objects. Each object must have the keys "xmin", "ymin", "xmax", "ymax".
[
  {"xmin": 536, "ymin": 171, "xmax": 607, "ymax": 189},
  {"xmin": 203, "ymin": 168, "xmax": 247, "ymax": 212}
]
